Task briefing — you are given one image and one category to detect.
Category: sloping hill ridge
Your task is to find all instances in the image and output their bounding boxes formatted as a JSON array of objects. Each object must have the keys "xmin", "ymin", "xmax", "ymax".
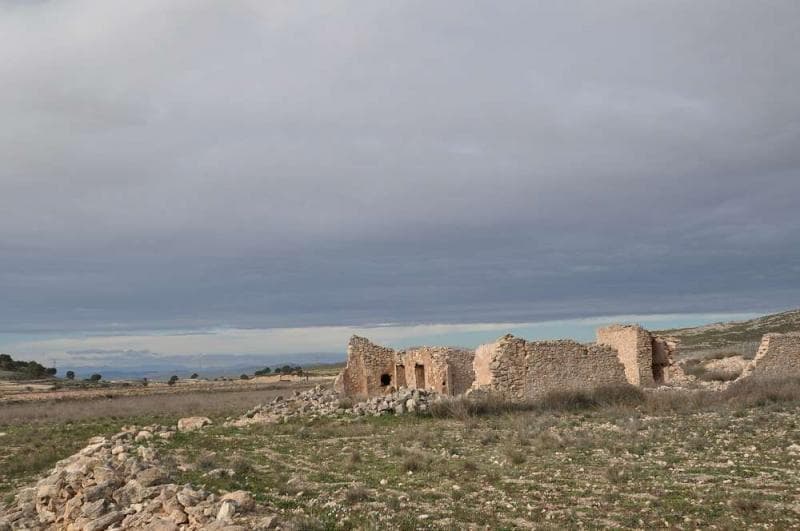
[
  {"xmin": 0, "ymin": 353, "xmax": 56, "ymax": 380},
  {"xmin": 659, "ymin": 308, "xmax": 800, "ymax": 350}
]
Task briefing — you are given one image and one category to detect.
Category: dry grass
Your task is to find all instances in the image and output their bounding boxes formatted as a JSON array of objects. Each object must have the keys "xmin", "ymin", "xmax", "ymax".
[
  {"xmin": 429, "ymin": 384, "xmax": 646, "ymax": 419},
  {"xmin": 148, "ymin": 376, "xmax": 800, "ymax": 529},
  {"xmin": 0, "ymin": 386, "xmax": 309, "ymax": 426},
  {"xmin": 427, "ymin": 377, "xmax": 800, "ymax": 421}
]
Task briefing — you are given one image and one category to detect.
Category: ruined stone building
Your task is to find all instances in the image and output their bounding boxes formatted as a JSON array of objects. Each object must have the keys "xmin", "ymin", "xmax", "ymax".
[
  {"xmin": 333, "ymin": 336, "xmax": 475, "ymax": 398},
  {"xmin": 740, "ymin": 332, "xmax": 800, "ymax": 380},
  {"xmin": 335, "ymin": 325, "xmax": 682, "ymax": 399},
  {"xmin": 595, "ymin": 325, "xmax": 679, "ymax": 386},
  {"xmin": 333, "ymin": 324, "xmax": 800, "ymax": 399}
]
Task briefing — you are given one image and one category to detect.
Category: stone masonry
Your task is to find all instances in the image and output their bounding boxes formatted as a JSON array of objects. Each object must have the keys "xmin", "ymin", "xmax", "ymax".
[
  {"xmin": 334, "ymin": 336, "xmax": 475, "ymax": 398},
  {"xmin": 739, "ymin": 332, "xmax": 800, "ymax": 380},
  {"xmin": 595, "ymin": 325, "xmax": 679, "ymax": 387},
  {"xmin": 471, "ymin": 335, "xmax": 628, "ymax": 399},
  {"xmin": 335, "ymin": 325, "xmax": 683, "ymax": 401}
]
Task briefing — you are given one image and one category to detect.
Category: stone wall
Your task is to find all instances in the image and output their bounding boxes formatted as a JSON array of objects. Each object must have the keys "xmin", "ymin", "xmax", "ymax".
[
  {"xmin": 596, "ymin": 325, "xmax": 655, "ymax": 386},
  {"xmin": 445, "ymin": 347, "xmax": 477, "ymax": 396},
  {"xmin": 740, "ymin": 332, "xmax": 800, "ymax": 379},
  {"xmin": 398, "ymin": 347, "xmax": 451, "ymax": 395},
  {"xmin": 470, "ymin": 334, "xmax": 629, "ymax": 399},
  {"xmin": 334, "ymin": 336, "xmax": 396, "ymax": 398},
  {"xmin": 336, "ymin": 324, "xmax": 683, "ymax": 401},
  {"xmin": 335, "ymin": 338, "xmax": 475, "ymax": 398}
]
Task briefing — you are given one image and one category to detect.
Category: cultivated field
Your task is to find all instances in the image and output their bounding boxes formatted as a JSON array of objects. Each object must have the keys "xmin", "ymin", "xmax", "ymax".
[{"xmin": 3, "ymin": 377, "xmax": 800, "ymax": 528}]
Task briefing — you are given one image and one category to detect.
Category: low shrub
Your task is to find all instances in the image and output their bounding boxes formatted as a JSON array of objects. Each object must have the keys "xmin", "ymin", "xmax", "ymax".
[{"xmin": 723, "ymin": 376, "xmax": 800, "ymax": 407}]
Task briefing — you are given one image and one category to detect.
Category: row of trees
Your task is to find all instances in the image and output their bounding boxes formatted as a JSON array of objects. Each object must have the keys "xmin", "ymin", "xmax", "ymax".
[{"xmin": 255, "ymin": 365, "xmax": 304, "ymax": 376}]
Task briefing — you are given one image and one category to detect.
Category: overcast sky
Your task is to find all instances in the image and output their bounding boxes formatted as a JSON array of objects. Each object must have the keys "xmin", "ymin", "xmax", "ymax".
[{"xmin": 1, "ymin": 1, "xmax": 799, "ymax": 361}]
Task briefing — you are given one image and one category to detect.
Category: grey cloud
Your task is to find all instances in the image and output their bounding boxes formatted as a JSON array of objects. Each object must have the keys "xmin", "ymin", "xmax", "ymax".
[{"xmin": 1, "ymin": 1, "xmax": 799, "ymax": 335}]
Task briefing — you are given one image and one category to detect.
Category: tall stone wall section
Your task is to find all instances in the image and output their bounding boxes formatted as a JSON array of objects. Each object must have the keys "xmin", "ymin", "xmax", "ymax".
[
  {"xmin": 445, "ymin": 348, "xmax": 477, "ymax": 396},
  {"xmin": 472, "ymin": 335, "xmax": 527, "ymax": 397},
  {"xmin": 471, "ymin": 335, "xmax": 628, "ymax": 399},
  {"xmin": 740, "ymin": 332, "xmax": 800, "ymax": 379},
  {"xmin": 334, "ymin": 336, "xmax": 396, "ymax": 398},
  {"xmin": 596, "ymin": 325, "xmax": 656, "ymax": 387}
]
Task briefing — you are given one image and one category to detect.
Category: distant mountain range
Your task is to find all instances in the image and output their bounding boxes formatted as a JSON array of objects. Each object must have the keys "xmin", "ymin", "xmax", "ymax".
[{"xmin": 659, "ymin": 308, "xmax": 800, "ymax": 350}]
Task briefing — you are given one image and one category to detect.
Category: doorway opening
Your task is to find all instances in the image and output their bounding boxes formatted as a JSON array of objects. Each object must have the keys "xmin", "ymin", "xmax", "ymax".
[
  {"xmin": 414, "ymin": 364, "xmax": 426, "ymax": 389},
  {"xmin": 395, "ymin": 364, "xmax": 406, "ymax": 388}
]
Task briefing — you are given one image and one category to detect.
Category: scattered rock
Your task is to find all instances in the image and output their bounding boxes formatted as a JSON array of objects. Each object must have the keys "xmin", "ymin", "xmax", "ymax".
[
  {"xmin": 229, "ymin": 385, "xmax": 440, "ymax": 426},
  {"xmin": 220, "ymin": 490, "xmax": 255, "ymax": 513},
  {"xmin": 135, "ymin": 430, "xmax": 153, "ymax": 442},
  {"xmin": 217, "ymin": 500, "xmax": 237, "ymax": 523},
  {"xmin": 178, "ymin": 416, "xmax": 213, "ymax": 432}
]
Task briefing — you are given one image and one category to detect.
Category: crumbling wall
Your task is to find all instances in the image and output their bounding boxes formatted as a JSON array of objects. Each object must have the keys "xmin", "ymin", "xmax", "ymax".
[
  {"xmin": 335, "ymin": 338, "xmax": 476, "ymax": 398},
  {"xmin": 651, "ymin": 335, "xmax": 680, "ymax": 384},
  {"xmin": 471, "ymin": 335, "xmax": 527, "ymax": 397},
  {"xmin": 471, "ymin": 335, "xmax": 628, "ymax": 399},
  {"xmin": 740, "ymin": 332, "xmax": 800, "ymax": 379},
  {"xmin": 596, "ymin": 325, "xmax": 657, "ymax": 386},
  {"xmin": 334, "ymin": 336, "xmax": 397, "ymax": 398},
  {"xmin": 524, "ymin": 341, "xmax": 628, "ymax": 398},
  {"xmin": 446, "ymin": 348, "xmax": 477, "ymax": 396},
  {"xmin": 399, "ymin": 347, "xmax": 449, "ymax": 394},
  {"xmin": 395, "ymin": 347, "xmax": 475, "ymax": 396}
]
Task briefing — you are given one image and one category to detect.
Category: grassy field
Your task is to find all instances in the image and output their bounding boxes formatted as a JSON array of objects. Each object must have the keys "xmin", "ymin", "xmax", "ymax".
[
  {"xmin": 0, "ymin": 383, "xmax": 318, "ymax": 495},
  {"xmin": 4, "ymin": 379, "xmax": 800, "ymax": 528}
]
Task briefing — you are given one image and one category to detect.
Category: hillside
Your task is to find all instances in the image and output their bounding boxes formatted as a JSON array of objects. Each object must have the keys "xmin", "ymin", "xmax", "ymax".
[
  {"xmin": 0, "ymin": 354, "xmax": 56, "ymax": 380},
  {"xmin": 659, "ymin": 308, "xmax": 800, "ymax": 350}
]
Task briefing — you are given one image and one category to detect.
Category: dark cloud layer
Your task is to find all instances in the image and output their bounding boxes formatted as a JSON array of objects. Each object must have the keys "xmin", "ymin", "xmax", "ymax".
[{"xmin": 1, "ymin": 0, "xmax": 799, "ymax": 334}]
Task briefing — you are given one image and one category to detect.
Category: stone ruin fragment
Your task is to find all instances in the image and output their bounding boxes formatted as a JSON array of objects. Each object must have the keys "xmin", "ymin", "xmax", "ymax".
[
  {"xmin": 739, "ymin": 331, "xmax": 800, "ymax": 380},
  {"xmin": 595, "ymin": 324, "xmax": 681, "ymax": 387},
  {"xmin": 333, "ymin": 336, "xmax": 475, "ymax": 399},
  {"xmin": 471, "ymin": 335, "xmax": 628, "ymax": 399}
]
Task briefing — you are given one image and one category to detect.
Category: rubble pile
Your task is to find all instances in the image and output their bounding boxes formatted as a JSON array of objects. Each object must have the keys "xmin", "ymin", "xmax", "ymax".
[
  {"xmin": 230, "ymin": 386, "xmax": 440, "ymax": 426},
  {"xmin": 0, "ymin": 424, "xmax": 264, "ymax": 531}
]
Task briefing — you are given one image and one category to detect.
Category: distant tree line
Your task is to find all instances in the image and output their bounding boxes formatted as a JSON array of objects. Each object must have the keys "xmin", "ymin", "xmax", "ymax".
[{"xmin": 255, "ymin": 364, "xmax": 303, "ymax": 376}]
